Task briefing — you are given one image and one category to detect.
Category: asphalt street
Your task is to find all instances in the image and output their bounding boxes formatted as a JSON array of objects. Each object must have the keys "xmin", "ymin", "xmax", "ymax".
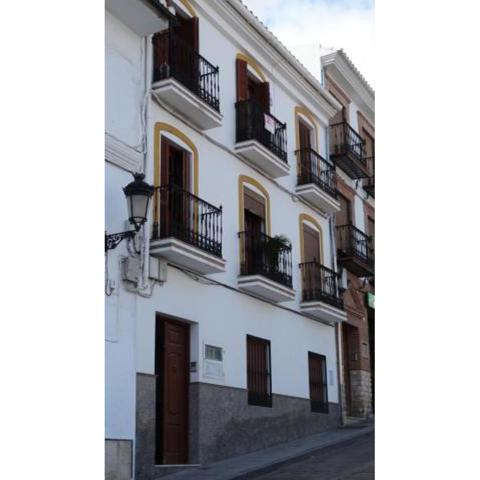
[{"xmin": 251, "ymin": 431, "xmax": 374, "ymax": 480}]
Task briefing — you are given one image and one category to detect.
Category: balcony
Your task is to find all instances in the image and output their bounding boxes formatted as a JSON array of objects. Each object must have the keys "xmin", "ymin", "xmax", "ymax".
[
  {"xmin": 336, "ymin": 224, "xmax": 374, "ymax": 277},
  {"xmin": 363, "ymin": 156, "xmax": 375, "ymax": 198},
  {"xmin": 237, "ymin": 231, "xmax": 295, "ymax": 303},
  {"xmin": 299, "ymin": 262, "xmax": 346, "ymax": 323},
  {"xmin": 152, "ymin": 30, "xmax": 223, "ymax": 130},
  {"xmin": 295, "ymin": 148, "xmax": 340, "ymax": 214},
  {"xmin": 330, "ymin": 122, "xmax": 369, "ymax": 179},
  {"xmin": 234, "ymin": 99, "xmax": 290, "ymax": 178},
  {"xmin": 150, "ymin": 184, "xmax": 226, "ymax": 274}
]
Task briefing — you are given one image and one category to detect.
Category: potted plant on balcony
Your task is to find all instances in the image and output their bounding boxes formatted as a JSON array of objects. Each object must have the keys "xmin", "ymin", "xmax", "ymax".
[{"xmin": 264, "ymin": 234, "xmax": 291, "ymax": 276}]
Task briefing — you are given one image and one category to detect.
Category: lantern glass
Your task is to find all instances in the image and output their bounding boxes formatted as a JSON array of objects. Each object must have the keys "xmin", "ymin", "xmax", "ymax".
[
  {"xmin": 128, "ymin": 194, "xmax": 150, "ymax": 231},
  {"xmin": 123, "ymin": 173, "xmax": 154, "ymax": 231}
]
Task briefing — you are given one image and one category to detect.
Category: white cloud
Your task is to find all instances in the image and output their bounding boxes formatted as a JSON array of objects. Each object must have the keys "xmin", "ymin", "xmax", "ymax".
[{"xmin": 241, "ymin": 0, "xmax": 374, "ymax": 86}]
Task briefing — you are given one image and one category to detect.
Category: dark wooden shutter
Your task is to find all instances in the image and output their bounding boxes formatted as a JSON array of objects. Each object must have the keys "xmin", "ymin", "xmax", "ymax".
[
  {"xmin": 299, "ymin": 120, "xmax": 312, "ymax": 150},
  {"xmin": 246, "ymin": 336, "xmax": 272, "ymax": 407},
  {"xmin": 336, "ymin": 193, "xmax": 351, "ymax": 226},
  {"xmin": 303, "ymin": 224, "xmax": 321, "ymax": 263},
  {"xmin": 244, "ymin": 187, "xmax": 265, "ymax": 220},
  {"xmin": 152, "ymin": 31, "xmax": 170, "ymax": 81},
  {"xmin": 236, "ymin": 58, "xmax": 248, "ymax": 101},
  {"xmin": 174, "ymin": 16, "xmax": 199, "ymax": 50},
  {"xmin": 259, "ymin": 82, "xmax": 270, "ymax": 112},
  {"xmin": 308, "ymin": 352, "xmax": 328, "ymax": 413}
]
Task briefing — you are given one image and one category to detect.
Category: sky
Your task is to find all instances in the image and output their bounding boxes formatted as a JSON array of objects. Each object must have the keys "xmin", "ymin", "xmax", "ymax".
[{"xmin": 241, "ymin": 0, "xmax": 374, "ymax": 87}]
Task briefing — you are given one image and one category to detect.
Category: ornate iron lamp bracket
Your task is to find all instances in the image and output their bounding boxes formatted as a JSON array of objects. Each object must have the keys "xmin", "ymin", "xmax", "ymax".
[{"xmin": 105, "ymin": 230, "xmax": 136, "ymax": 252}]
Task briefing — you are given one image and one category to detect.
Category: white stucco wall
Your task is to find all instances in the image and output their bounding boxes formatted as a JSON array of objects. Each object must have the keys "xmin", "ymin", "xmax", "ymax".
[
  {"xmin": 105, "ymin": 0, "xmax": 345, "ymax": 442},
  {"xmin": 105, "ymin": 11, "xmax": 145, "ymax": 149},
  {"xmin": 105, "ymin": 11, "xmax": 146, "ymax": 441}
]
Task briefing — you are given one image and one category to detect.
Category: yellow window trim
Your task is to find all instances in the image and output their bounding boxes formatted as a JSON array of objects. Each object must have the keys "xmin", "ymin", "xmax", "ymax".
[
  {"xmin": 238, "ymin": 175, "xmax": 271, "ymax": 235},
  {"xmin": 294, "ymin": 105, "xmax": 319, "ymax": 152},
  {"xmin": 175, "ymin": 0, "xmax": 197, "ymax": 17},
  {"xmin": 153, "ymin": 122, "xmax": 199, "ymax": 227},
  {"xmin": 236, "ymin": 53, "xmax": 267, "ymax": 83}
]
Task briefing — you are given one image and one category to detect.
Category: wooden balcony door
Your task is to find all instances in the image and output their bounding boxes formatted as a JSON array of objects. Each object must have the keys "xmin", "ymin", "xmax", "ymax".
[
  {"xmin": 336, "ymin": 193, "xmax": 351, "ymax": 227},
  {"xmin": 298, "ymin": 120, "xmax": 312, "ymax": 178},
  {"xmin": 155, "ymin": 318, "xmax": 190, "ymax": 465},
  {"xmin": 160, "ymin": 138, "xmax": 191, "ymax": 239},
  {"xmin": 303, "ymin": 224, "xmax": 321, "ymax": 263},
  {"xmin": 243, "ymin": 187, "xmax": 266, "ymax": 274},
  {"xmin": 303, "ymin": 224, "xmax": 321, "ymax": 296}
]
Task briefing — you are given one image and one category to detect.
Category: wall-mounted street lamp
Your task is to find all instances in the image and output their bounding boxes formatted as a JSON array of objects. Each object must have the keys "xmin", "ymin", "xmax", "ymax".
[{"xmin": 105, "ymin": 173, "xmax": 154, "ymax": 251}]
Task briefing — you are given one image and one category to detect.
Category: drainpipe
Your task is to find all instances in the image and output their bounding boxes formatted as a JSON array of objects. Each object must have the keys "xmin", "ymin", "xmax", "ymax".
[
  {"xmin": 326, "ymin": 114, "xmax": 346, "ymax": 424},
  {"xmin": 139, "ymin": 33, "xmax": 152, "ymax": 294}
]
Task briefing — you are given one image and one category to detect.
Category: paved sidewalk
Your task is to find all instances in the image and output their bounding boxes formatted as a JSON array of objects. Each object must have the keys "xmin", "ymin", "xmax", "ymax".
[{"xmin": 161, "ymin": 421, "xmax": 374, "ymax": 480}]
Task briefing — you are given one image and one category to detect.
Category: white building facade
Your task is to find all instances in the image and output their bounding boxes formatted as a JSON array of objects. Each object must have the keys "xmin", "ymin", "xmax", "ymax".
[
  {"xmin": 320, "ymin": 49, "xmax": 375, "ymax": 419},
  {"xmin": 105, "ymin": 2, "xmax": 362, "ymax": 479}
]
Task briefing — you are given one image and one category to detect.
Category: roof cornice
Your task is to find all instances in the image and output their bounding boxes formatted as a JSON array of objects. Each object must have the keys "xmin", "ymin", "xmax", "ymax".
[
  {"xmin": 321, "ymin": 50, "xmax": 374, "ymax": 122},
  {"xmin": 194, "ymin": 0, "xmax": 342, "ymax": 120}
]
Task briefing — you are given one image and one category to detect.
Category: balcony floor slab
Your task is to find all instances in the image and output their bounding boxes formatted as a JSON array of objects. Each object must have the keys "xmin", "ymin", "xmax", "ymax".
[
  {"xmin": 152, "ymin": 78, "xmax": 223, "ymax": 130},
  {"xmin": 237, "ymin": 274, "xmax": 295, "ymax": 303},
  {"xmin": 299, "ymin": 300, "xmax": 346, "ymax": 324},
  {"xmin": 234, "ymin": 140, "xmax": 290, "ymax": 178},
  {"xmin": 150, "ymin": 237, "xmax": 226, "ymax": 274},
  {"xmin": 295, "ymin": 183, "xmax": 340, "ymax": 214}
]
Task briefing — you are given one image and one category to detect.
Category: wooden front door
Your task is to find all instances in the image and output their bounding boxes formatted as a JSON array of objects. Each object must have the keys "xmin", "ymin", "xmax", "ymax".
[{"xmin": 155, "ymin": 318, "xmax": 189, "ymax": 465}]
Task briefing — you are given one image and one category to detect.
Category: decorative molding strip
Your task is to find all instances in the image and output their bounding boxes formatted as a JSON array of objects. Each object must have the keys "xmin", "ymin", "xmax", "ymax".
[
  {"xmin": 194, "ymin": 0, "xmax": 342, "ymax": 120},
  {"xmin": 321, "ymin": 51, "xmax": 374, "ymax": 122},
  {"xmin": 105, "ymin": 133, "xmax": 143, "ymax": 172}
]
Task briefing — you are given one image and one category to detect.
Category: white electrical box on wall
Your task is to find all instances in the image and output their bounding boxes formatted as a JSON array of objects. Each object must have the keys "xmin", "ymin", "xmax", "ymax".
[
  {"xmin": 149, "ymin": 257, "xmax": 167, "ymax": 282},
  {"xmin": 121, "ymin": 256, "xmax": 141, "ymax": 284},
  {"xmin": 203, "ymin": 344, "xmax": 225, "ymax": 380}
]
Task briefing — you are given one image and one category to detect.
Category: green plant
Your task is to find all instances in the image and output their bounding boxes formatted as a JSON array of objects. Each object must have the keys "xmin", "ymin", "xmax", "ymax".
[{"xmin": 264, "ymin": 235, "xmax": 291, "ymax": 271}]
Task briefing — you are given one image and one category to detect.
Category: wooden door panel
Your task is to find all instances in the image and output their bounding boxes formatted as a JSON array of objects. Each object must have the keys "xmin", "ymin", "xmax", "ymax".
[{"xmin": 157, "ymin": 319, "xmax": 189, "ymax": 465}]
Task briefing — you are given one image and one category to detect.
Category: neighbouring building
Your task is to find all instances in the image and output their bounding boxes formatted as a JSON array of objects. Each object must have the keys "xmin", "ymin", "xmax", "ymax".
[
  {"xmin": 320, "ymin": 49, "xmax": 375, "ymax": 419},
  {"xmin": 105, "ymin": 1, "xmax": 373, "ymax": 479}
]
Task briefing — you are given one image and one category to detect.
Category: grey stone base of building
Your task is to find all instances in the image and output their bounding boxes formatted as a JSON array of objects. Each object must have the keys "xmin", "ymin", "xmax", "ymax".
[
  {"xmin": 134, "ymin": 376, "xmax": 341, "ymax": 479},
  {"xmin": 105, "ymin": 439, "xmax": 133, "ymax": 480},
  {"xmin": 349, "ymin": 370, "xmax": 373, "ymax": 417},
  {"xmin": 193, "ymin": 382, "xmax": 341, "ymax": 464},
  {"xmin": 135, "ymin": 373, "xmax": 156, "ymax": 480}
]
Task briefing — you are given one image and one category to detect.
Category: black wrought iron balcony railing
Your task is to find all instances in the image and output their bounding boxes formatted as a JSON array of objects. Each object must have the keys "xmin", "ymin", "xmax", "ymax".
[
  {"xmin": 336, "ymin": 224, "xmax": 374, "ymax": 269},
  {"xmin": 235, "ymin": 98, "xmax": 288, "ymax": 162},
  {"xmin": 152, "ymin": 184, "xmax": 223, "ymax": 258},
  {"xmin": 238, "ymin": 231, "xmax": 292, "ymax": 288},
  {"xmin": 300, "ymin": 262, "xmax": 343, "ymax": 310},
  {"xmin": 153, "ymin": 29, "xmax": 220, "ymax": 112},
  {"xmin": 296, "ymin": 148, "xmax": 337, "ymax": 198},
  {"xmin": 330, "ymin": 122, "xmax": 366, "ymax": 164}
]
